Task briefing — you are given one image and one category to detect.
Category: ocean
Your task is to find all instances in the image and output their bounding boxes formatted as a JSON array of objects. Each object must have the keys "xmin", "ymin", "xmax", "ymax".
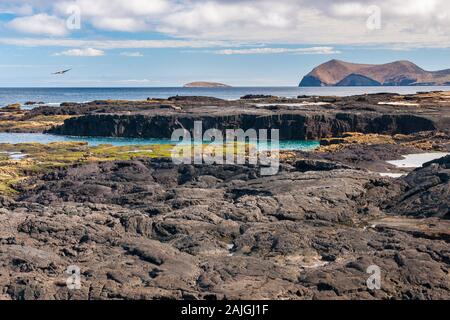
[{"xmin": 1, "ymin": 86, "xmax": 449, "ymax": 107}]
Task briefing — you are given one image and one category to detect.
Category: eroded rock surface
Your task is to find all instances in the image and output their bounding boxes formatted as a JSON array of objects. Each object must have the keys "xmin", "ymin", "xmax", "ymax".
[
  {"xmin": 1, "ymin": 156, "xmax": 449, "ymax": 300},
  {"xmin": 384, "ymin": 155, "xmax": 449, "ymax": 219}
]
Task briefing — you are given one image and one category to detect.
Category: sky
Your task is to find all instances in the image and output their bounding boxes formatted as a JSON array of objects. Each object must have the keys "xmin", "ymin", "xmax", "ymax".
[{"xmin": 0, "ymin": 0, "xmax": 450, "ymax": 87}]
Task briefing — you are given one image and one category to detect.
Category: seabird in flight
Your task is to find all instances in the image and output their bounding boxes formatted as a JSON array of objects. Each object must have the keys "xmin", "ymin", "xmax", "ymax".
[{"xmin": 52, "ymin": 68, "xmax": 72, "ymax": 75}]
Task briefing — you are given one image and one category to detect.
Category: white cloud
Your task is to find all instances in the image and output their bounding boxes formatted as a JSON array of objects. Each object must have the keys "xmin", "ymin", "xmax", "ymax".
[
  {"xmin": 156, "ymin": 0, "xmax": 450, "ymax": 47},
  {"xmin": 214, "ymin": 47, "xmax": 341, "ymax": 55},
  {"xmin": 0, "ymin": 38, "xmax": 236, "ymax": 49},
  {"xmin": 91, "ymin": 17, "xmax": 148, "ymax": 32},
  {"xmin": 330, "ymin": 3, "xmax": 369, "ymax": 17},
  {"xmin": 55, "ymin": 0, "xmax": 170, "ymax": 31},
  {"xmin": 3, "ymin": 0, "xmax": 450, "ymax": 48},
  {"xmin": 120, "ymin": 51, "xmax": 144, "ymax": 57},
  {"xmin": 54, "ymin": 48, "xmax": 104, "ymax": 56},
  {"xmin": 7, "ymin": 13, "xmax": 67, "ymax": 36},
  {"xmin": 55, "ymin": 0, "xmax": 169, "ymax": 17}
]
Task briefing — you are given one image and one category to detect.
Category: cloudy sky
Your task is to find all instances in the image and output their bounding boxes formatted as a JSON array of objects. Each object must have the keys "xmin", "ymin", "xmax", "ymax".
[{"xmin": 1, "ymin": 0, "xmax": 449, "ymax": 86}]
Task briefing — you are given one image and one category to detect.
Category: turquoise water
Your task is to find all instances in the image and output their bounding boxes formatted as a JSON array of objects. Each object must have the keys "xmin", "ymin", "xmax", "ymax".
[
  {"xmin": 1, "ymin": 86, "xmax": 450, "ymax": 107},
  {"xmin": 0, "ymin": 133, "xmax": 319, "ymax": 151}
]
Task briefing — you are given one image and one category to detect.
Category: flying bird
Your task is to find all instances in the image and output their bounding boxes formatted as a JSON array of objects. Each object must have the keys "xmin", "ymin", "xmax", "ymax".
[{"xmin": 52, "ymin": 68, "xmax": 72, "ymax": 75}]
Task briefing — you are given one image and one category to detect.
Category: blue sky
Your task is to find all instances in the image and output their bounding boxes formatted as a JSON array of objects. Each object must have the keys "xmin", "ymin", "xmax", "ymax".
[{"xmin": 1, "ymin": 0, "xmax": 450, "ymax": 87}]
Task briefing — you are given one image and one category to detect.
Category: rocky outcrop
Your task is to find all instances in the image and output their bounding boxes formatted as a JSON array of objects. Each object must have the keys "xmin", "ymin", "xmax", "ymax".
[
  {"xmin": 2, "ymin": 104, "xmax": 21, "ymax": 111},
  {"xmin": 336, "ymin": 74, "xmax": 382, "ymax": 86},
  {"xmin": 299, "ymin": 59, "xmax": 450, "ymax": 86},
  {"xmin": 294, "ymin": 159, "xmax": 352, "ymax": 172},
  {"xmin": 240, "ymin": 94, "xmax": 277, "ymax": 100},
  {"xmin": 298, "ymin": 75, "xmax": 324, "ymax": 87},
  {"xmin": 49, "ymin": 112, "xmax": 437, "ymax": 140},
  {"xmin": 384, "ymin": 155, "xmax": 449, "ymax": 219},
  {"xmin": 44, "ymin": 92, "xmax": 450, "ymax": 139}
]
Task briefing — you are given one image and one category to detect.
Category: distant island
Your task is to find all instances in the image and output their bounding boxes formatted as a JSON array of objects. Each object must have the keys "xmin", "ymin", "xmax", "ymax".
[
  {"xmin": 183, "ymin": 81, "xmax": 231, "ymax": 88},
  {"xmin": 299, "ymin": 59, "xmax": 450, "ymax": 87}
]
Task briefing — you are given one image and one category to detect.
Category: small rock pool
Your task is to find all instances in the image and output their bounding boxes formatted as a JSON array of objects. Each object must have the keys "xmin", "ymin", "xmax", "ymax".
[{"xmin": 0, "ymin": 133, "xmax": 319, "ymax": 151}]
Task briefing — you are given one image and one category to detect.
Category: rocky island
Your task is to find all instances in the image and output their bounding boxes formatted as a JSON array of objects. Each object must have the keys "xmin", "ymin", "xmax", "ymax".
[
  {"xmin": 0, "ymin": 91, "xmax": 449, "ymax": 300},
  {"xmin": 299, "ymin": 59, "xmax": 450, "ymax": 87},
  {"xmin": 183, "ymin": 82, "xmax": 231, "ymax": 88}
]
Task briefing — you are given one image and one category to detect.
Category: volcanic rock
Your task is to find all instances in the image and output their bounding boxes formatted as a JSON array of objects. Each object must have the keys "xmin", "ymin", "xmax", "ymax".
[
  {"xmin": 384, "ymin": 155, "xmax": 449, "ymax": 219},
  {"xmin": 299, "ymin": 59, "xmax": 450, "ymax": 86}
]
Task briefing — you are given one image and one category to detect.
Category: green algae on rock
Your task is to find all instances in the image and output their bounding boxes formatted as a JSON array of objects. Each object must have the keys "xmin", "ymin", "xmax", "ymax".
[{"xmin": 0, "ymin": 142, "xmax": 176, "ymax": 195}]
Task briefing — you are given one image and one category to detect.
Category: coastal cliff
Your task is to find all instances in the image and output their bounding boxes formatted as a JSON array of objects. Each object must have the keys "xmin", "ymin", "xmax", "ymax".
[
  {"xmin": 49, "ymin": 112, "xmax": 437, "ymax": 140},
  {"xmin": 47, "ymin": 92, "xmax": 450, "ymax": 140}
]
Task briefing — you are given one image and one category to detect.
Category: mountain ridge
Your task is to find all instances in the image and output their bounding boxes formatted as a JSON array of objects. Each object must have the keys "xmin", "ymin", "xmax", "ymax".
[{"xmin": 299, "ymin": 59, "xmax": 450, "ymax": 86}]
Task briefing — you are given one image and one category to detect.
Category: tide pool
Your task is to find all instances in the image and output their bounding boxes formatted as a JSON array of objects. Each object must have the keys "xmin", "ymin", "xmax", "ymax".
[
  {"xmin": 386, "ymin": 152, "xmax": 449, "ymax": 168},
  {"xmin": 0, "ymin": 133, "xmax": 319, "ymax": 151}
]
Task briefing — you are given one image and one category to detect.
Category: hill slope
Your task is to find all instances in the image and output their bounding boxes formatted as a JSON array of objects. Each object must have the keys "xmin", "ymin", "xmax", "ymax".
[{"xmin": 299, "ymin": 60, "xmax": 450, "ymax": 86}]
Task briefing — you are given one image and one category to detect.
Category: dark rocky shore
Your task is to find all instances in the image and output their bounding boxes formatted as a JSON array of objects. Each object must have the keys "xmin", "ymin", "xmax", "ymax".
[
  {"xmin": 0, "ymin": 153, "xmax": 448, "ymax": 300},
  {"xmin": 0, "ymin": 92, "xmax": 449, "ymax": 300},
  {"xmin": 44, "ymin": 92, "xmax": 450, "ymax": 139}
]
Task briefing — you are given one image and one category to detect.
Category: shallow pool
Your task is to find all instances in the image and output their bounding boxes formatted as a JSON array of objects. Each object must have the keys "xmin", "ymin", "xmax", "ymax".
[
  {"xmin": 386, "ymin": 152, "xmax": 449, "ymax": 168},
  {"xmin": 0, "ymin": 133, "xmax": 319, "ymax": 151}
]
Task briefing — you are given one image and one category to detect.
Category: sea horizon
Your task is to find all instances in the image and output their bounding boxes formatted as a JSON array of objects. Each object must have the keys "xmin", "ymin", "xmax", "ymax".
[{"xmin": 2, "ymin": 85, "xmax": 450, "ymax": 107}]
